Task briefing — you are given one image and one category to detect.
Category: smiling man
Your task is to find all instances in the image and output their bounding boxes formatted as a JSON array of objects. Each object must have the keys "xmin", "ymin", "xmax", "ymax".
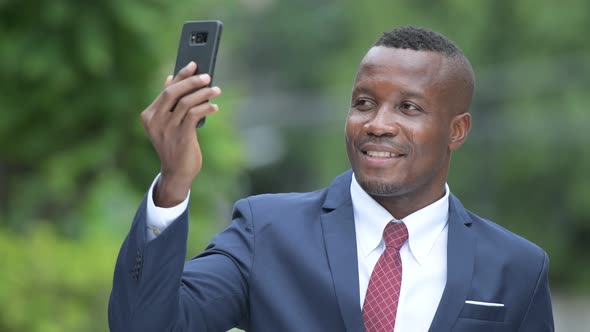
[
  {"xmin": 346, "ymin": 42, "xmax": 473, "ymax": 219},
  {"xmin": 109, "ymin": 26, "xmax": 554, "ymax": 332}
]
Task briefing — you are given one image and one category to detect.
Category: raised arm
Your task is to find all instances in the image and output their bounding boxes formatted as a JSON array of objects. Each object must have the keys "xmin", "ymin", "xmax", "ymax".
[{"xmin": 109, "ymin": 62, "xmax": 251, "ymax": 331}]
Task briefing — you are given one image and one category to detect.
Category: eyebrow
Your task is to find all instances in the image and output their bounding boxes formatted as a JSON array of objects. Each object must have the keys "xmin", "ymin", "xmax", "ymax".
[
  {"xmin": 353, "ymin": 86, "xmax": 425, "ymax": 100},
  {"xmin": 400, "ymin": 91, "xmax": 425, "ymax": 100},
  {"xmin": 353, "ymin": 86, "xmax": 372, "ymax": 95}
]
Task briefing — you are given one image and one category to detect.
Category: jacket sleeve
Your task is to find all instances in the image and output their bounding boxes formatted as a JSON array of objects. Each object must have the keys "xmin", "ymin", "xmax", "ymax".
[
  {"xmin": 108, "ymin": 195, "xmax": 254, "ymax": 332},
  {"xmin": 518, "ymin": 252, "xmax": 554, "ymax": 332}
]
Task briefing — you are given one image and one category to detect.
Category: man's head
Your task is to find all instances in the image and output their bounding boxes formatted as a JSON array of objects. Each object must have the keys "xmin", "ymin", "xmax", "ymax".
[{"xmin": 345, "ymin": 26, "xmax": 474, "ymax": 218}]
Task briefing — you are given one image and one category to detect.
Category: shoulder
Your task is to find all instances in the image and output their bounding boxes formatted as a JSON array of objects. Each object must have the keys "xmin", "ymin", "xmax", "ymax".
[
  {"xmin": 457, "ymin": 200, "xmax": 549, "ymax": 274},
  {"xmin": 469, "ymin": 209, "xmax": 545, "ymax": 254},
  {"xmin": 231, "ymin": 170, "xmax": 353, "ymax": 222},
  {"xmin": 230, "ymin": 188, "xmax": 330, "ymax": 223}
]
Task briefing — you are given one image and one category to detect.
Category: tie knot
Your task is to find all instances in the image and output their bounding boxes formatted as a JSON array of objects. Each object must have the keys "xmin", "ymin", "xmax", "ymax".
[{"xmin": 383, "ymin": 222, "xmax": 408, "ymax": 250}]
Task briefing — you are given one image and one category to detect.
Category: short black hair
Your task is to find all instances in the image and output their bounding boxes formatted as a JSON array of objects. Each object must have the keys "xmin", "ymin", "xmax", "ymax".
[
  {"xmin": 374, "ymin": 26, "xmax": 464, "ymax": 58},
  {"xmin": 373, "ymin": 26, "xmax": 475, "ymax": 113}
]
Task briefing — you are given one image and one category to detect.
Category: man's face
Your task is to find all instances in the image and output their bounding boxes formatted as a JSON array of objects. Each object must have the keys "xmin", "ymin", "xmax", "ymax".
[{"xmin": 345, "ymin": 46, "xmax": 467, "ymax": 204}]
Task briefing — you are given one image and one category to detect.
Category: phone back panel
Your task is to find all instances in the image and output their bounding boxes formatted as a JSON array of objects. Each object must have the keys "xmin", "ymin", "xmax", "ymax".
[{"xmin": 173, "ymin": 20, "xmax": 223, "ymax": 83}]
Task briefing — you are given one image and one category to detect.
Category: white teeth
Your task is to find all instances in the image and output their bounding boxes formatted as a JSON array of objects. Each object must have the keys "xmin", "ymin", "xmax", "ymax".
[{"xmin": 366, "ymin": 151, "xmax": 398, "ymax": 158}]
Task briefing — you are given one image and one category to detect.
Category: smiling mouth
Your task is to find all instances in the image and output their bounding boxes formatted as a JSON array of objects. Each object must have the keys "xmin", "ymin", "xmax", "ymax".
[{"xmin": 362, "ymin": 150, "xmax": 403, "ymax": 158}]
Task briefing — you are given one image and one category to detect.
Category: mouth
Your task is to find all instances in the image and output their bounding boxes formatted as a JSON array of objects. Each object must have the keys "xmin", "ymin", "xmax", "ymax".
[
  {"xmin": 362, "ymin": 150, "xmax": 402, "ymax": 158},
  {"xmin": 358, "ymin": 138, "xmax": 407, "ymax": 154},
  {"xmin": 355, "ymin": 140, "xmax": 408, "ymax": 165}
]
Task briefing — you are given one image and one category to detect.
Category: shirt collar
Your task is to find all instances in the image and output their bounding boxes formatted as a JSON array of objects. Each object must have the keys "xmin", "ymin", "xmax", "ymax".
[{"xmin": 351, "ymin": 173, "xmax": 449, "ymax": 265}]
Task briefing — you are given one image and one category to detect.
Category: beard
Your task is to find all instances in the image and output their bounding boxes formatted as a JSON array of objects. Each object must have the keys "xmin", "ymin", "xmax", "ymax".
[{"xmin": 356, "ymin": 176, "xmax": 405, "ymax": 197}]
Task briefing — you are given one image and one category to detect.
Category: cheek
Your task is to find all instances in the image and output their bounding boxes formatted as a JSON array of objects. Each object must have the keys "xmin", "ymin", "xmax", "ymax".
[
  {"xmin": 344, "ymin": 118, "xmax": 354, "ymax": 152},
  {"xmin": 407, "ymin": 122, "xmax": 450, "ymax": 156},
  {"xmin": 345, "ymin": 113, "xmax": 364, "ymax": 140}
]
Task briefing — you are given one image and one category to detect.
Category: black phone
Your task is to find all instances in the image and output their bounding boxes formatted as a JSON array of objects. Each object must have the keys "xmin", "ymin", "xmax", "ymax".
[{"xmin": 173, "ymin": 20, "xmax": 223, "ymax": 128}]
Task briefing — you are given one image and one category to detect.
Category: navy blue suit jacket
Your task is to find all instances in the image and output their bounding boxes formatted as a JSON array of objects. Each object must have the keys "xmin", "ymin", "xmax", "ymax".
[{"xmin": 109, "ymin": 171, "xmax": 554, "ymax": 331}]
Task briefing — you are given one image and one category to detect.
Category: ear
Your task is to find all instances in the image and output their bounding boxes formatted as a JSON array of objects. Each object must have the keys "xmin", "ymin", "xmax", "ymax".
[{"xmin": 449, "ymin": 112, "xmax": 471, "ymax": 151}]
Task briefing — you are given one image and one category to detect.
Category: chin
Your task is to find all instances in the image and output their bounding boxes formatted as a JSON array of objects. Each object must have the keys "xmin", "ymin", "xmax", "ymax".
[{"xmin": 356, "ymin": 176, "xmax": 405, "ymax": 197}]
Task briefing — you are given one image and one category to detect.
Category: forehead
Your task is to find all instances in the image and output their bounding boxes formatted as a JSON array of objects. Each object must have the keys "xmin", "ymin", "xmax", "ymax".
[{"xmin": 355, "ymin": 47, "xmax": 448, "ymax": 92}]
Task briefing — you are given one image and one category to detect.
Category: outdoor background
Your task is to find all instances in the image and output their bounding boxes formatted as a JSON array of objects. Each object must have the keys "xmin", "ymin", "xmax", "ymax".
[{"xmin": 1, "ymin": 0, "xmax": 589, "ymax": 331}]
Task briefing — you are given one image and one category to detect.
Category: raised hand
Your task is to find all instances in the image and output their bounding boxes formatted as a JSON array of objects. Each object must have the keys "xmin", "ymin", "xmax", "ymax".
[{"xmin": 140, "ymin": 62, "xmax": 221, "ymax": 207}]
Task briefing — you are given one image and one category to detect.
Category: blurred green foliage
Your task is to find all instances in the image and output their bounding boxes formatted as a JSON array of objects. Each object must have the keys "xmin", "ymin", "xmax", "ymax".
[
  {"xmin": 0, "ymin": 0, "xmax": 242, "ymax": 330},
  {"xmin": 1, "ymin": 0, "xmax": 589, "ymax": 331},
  {"xmin": 0, "ymin": 0, "xmax": 241, "ymax": 233},
  {"xmin": 0, "ymin": 224, "xmax": 117, "ymax": 332}
]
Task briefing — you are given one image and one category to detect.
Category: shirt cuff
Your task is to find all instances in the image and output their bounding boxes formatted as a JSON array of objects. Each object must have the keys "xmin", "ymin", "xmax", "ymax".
[{"xmin": 145, "ymin": 173, "xmax": 190, "ymax": 241}]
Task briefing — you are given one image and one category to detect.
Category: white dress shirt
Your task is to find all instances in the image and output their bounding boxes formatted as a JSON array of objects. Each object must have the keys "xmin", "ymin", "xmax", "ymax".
[
  {"xmin": 146, "ymin": 173, "xmax": 449, "ymax": 331},
  {"xmin": 351, "ymin": 174, "xmax": 449, "ymax": 332},
  {"xmin": 145, "ymin": 174, "xmax": 190, "ymax": 241}
]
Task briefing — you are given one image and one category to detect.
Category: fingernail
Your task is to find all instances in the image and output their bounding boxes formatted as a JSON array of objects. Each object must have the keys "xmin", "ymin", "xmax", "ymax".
[
  {"xmin": 188, "ymin": 61, "xmax": 196, "ymax": 67},
  {"xmin": 199, "ymin": 74, "xmax": 211, "ymax": 83},
  {"xmin": 211, "ymin": 86, "xmax": 221, "ymax": 94}
]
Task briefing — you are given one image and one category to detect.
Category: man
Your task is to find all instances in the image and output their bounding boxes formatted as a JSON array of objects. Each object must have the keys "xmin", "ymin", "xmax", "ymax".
[{"xmin": 109, "ymin": 26, "xmax": 554, "ymax": 331}]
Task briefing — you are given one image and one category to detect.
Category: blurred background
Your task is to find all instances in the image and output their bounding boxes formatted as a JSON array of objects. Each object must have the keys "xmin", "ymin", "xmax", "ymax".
[{"xmin": 1, "ymin": 0, "xmax": 589, "ymax": 331}]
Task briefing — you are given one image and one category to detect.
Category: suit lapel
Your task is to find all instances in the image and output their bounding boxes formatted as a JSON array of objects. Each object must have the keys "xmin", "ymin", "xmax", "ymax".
[
  {"xmin": 320, "ymin": 171, "xmax": 365, "ymax": 332},
  {"xmin": 429, "ymin": 194, "xmax": 476, "ymax": 332}
]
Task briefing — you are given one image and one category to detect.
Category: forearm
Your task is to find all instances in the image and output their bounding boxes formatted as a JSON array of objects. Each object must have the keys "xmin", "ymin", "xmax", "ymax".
[
  {"xmin": 109, "ymin": 196, "xmax": 254, "ymax": 332},
  {"xmin": 109, "ymin": 195, "xmax": 192, "ymax": 331}
]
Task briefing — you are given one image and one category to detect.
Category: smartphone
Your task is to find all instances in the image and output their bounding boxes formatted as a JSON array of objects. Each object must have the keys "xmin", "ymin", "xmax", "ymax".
[{"xmin": 173, "ymin": 20, "xmax": 223, "ymax": 128}]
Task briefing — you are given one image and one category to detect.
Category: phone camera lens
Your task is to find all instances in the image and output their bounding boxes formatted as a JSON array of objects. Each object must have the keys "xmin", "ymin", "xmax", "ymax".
[{"xmin": 191, "ymin": 32, "xmax": 208, "ymax": 45}]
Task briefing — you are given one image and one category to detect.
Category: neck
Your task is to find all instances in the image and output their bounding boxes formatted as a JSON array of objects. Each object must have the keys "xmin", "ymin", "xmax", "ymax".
[{"xmin": 371, "ymin": 184, "xmax": 446, "ymax": 220}]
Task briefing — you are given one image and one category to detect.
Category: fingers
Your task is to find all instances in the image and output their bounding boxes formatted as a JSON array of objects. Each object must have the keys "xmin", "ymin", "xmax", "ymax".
[
  {"xmin": 155, "ymin": 73, "xmax": 212, "ymax": 115},
  {"xmin": 142, "ymin": 62, "xmax": 198, "ymax": 126},
  {"xmin": 173, "ymin": 61, "xmax": 197, "ymax": 83},
  {"xmin": 182, "ymin": 102, "xmax": 220, "ymax": 130},
  {"xmin": 141, "ymin": 61, "xmax": 220, "ymax": 137},
  {"xmin": 170, "ymin": 86, "xmax": 221, "ymax": 125},
  {"xmin": 164, "ymin": 61, "xmax": 196, "ymax": 89}
]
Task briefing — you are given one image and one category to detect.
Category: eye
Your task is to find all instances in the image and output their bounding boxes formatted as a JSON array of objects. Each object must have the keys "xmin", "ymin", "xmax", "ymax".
[
  {"xmin": 352, "ymin": 98, "xmax": 376, "ymax": 111},
  {"xmin": 399, "ymin": 102, "xmax": 423, "ymax": 115}
]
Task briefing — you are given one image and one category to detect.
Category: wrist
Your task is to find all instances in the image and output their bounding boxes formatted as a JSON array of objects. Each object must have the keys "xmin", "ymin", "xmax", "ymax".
[{"xmin": 154, "ymin": 175, "xmax": 192, "ymax": 208}]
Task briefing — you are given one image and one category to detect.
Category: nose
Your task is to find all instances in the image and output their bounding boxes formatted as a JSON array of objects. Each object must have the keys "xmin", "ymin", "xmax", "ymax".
[{"xmin": 363, "ymin": 106, "xmax": 400, "ymax": 137}]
